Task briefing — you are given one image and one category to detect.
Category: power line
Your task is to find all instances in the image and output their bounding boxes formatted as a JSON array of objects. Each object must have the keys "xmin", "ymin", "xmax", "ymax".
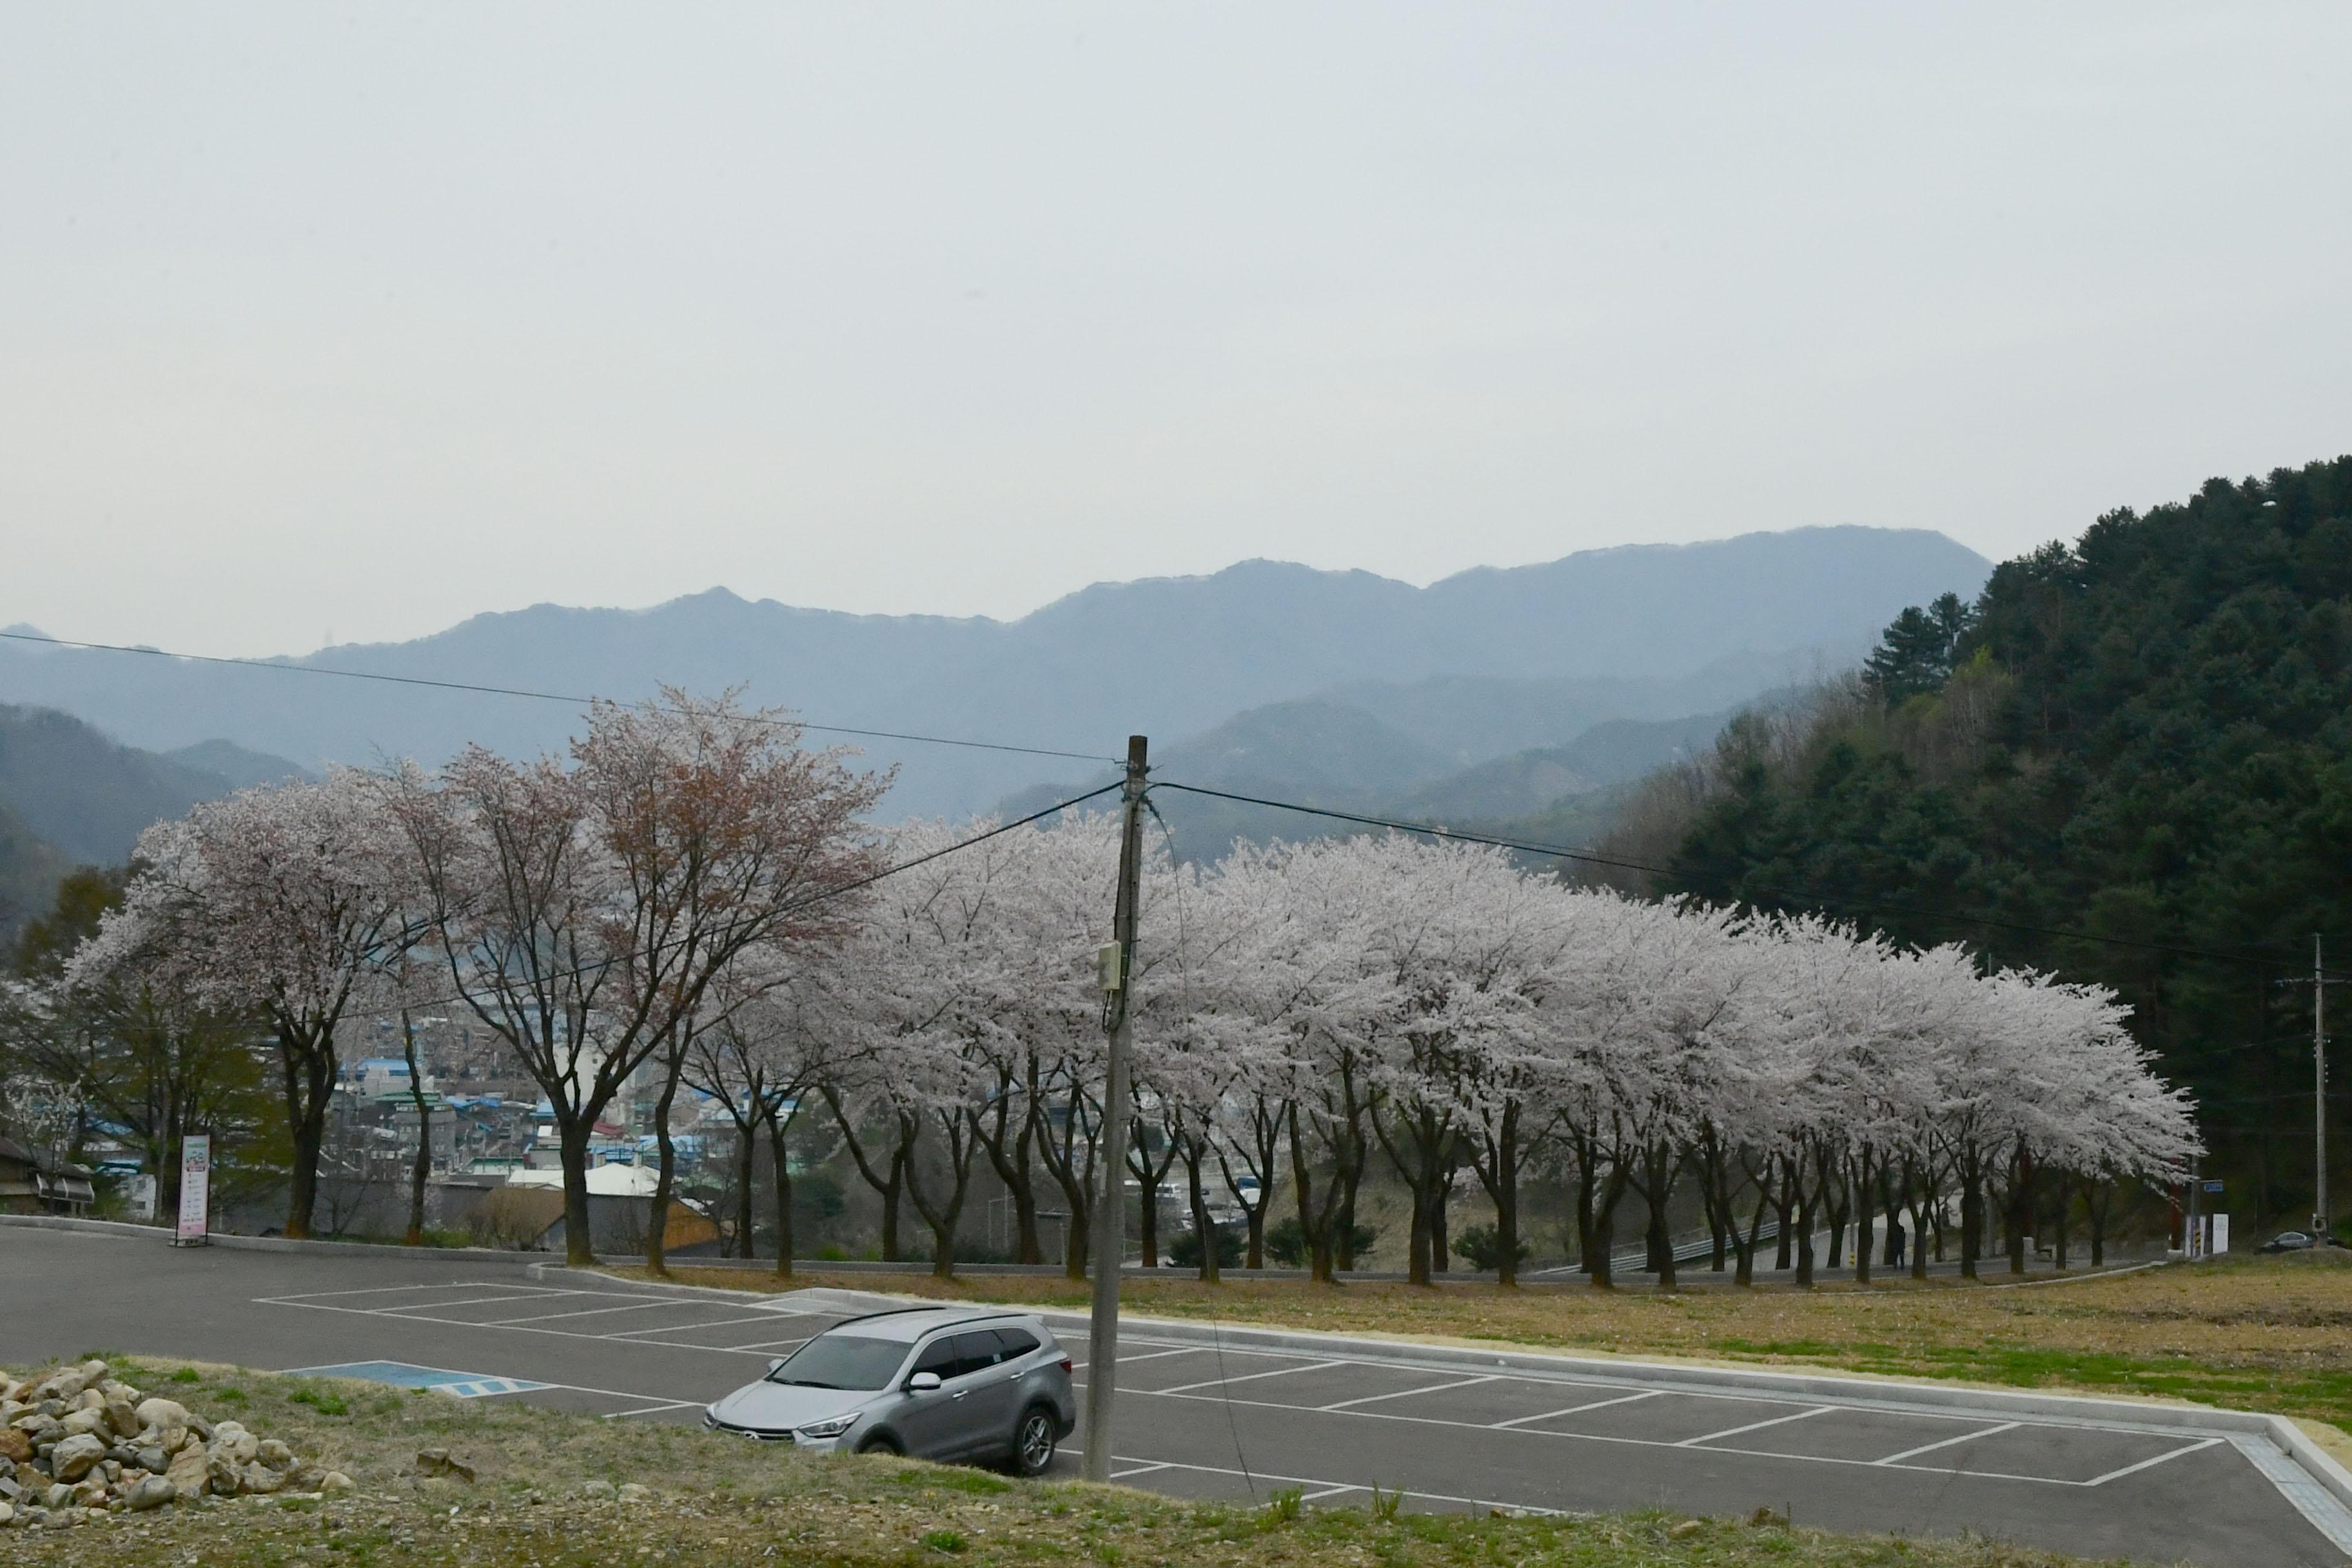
[
  {"xmin": 0, "ymin": 629, "xmax": 1118, "ymax": 766},
  {"xmin": 1147, "ymin": 778, "xmax": 2352, "ymax": 980},
  {"xmin": 400, "ymin": 779, "xmax": 1127, "ymax": 1015}
]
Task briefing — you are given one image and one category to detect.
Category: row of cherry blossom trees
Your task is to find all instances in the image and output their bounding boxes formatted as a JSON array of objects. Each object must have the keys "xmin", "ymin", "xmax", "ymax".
[
  {"xmin": 31, "ymin": 691, "xmax": 2197, "ymax": 1282},
  {"xmin": 750, "ymin": 816, "xmax": 2199, "ymax": 1286}
]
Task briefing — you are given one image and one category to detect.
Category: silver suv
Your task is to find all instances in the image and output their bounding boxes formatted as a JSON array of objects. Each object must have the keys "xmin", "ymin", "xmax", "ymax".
[{"xmin": 704, "ymin": 1306, "xmax": 1077, "ymax": 1474}]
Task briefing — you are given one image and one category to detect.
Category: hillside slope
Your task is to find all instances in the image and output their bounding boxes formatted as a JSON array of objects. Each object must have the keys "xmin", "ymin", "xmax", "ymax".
[
  {"xmin": 0, "ymin": 705, "xmax": 311, "ymax": 932},
  {"xmin": 1637, "ymin": 456, "xmax": 2352, "ymax": 1220}
]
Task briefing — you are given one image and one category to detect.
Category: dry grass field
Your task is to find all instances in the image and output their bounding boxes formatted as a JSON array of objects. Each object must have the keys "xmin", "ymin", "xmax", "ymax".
[
  {"xmin": 637, "ymin": 1250, "xmax": 2352, "ymax": 1433},
  {"xmin": 5, "ymin": 1355, "xmax": 2136, "ymax": 1568}
]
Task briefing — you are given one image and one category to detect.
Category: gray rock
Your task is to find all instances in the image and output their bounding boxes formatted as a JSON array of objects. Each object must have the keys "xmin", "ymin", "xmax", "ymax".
[
  {"xmin": 135, "ymin": 1447, "xmax": 167, "ymax": 1474},
  {"xmin": 580, "ymin": 1480, "xmax": 616, "ymax": 1500},
  {"xmin": 164, "ymin": 1447, "xmax": 209, "ymax": 1501},
  {"xmin": 125, "ymin": 1473, "xmax": 176, "ymax": 1512},
  {"xmin": 132, "ymin": 1398, "xmax": 190, "ymax": 1432},
  {"xmin": 257, "ymin": 1438, "xmax": 295, "ymax": 1470},
  {"xmin": 239, "ymin": 1462, "xmax": 284, "ymax": 1496},
  {"xmin": 50, "ymin": 1435, "xmax": 105, "ymax": 1483},
  {"xmin": 319, "ymin": 1472, "xmax": 353, "ymax": 1494},
  {"xmin": 616, "ymin": 1482, "xmax": 651, "ymax": 1503},
  {"xmin": 103, "ymin": 1400, "xmax": 139, "ymax": 1439},
  {"xmin": 58, "ymin": 1408, "xmax": 106, "ymax": 1438},
  {"xmin": 41, "ymin": 1482, "xmax": 72, "ymax": 1510}
]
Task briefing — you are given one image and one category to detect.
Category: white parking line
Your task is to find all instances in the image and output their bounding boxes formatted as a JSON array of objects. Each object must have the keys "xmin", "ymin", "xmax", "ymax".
[
  {"xmin": 1491, "ymin": 1389, "xmax": 1660, "ymax": 1427},
  {"xmin": 603, "ymin": 1400, "xmax": 706, "ymax": 1420},
  {"xmin": 1067, "ymin": 1348, "xmax": 1202, "ymax": 1373},
  {"xmin": 713, "ymin": 1336, "xmax": 814, "ymax": 1354},
  {"xmin": 264, "ymin": 1283, "xmax": 574, "ymax": 1304},
  {"xmin": 1059, "ymin": 1446, "xmax": 1556, "ymax": 1517},
  {"xmin": 1156, "ymin": 1360, "xmax": 1343, "ymax": 1396},
  {"xmin": 607, "ymin": 1311, "xmax": 829, "ymax": 1338},
  {"xmin": 1873, "ymin": 1422, "xmax": 2017, "ymax": 1465},
  {"xmin": 1297, "ymin": 1484, "xmax": 1361, "ymax": 1502},
  {"xmin": 2081, "ymin": 1438, "xmax": 2223, "ymax": 1487},
  {"xmin": 476, "ymin": 1299, "xmax": 689, "ymax": 1325},
  {"xmin": 1110, "ymin": 1460, "xmax": 1177, "ymax": 1480},
  {"xmin": 1677, "ymin": 1406, "xmax": 1832, "ymax": 1447},
  {"xmin": 259, "ymin": 1297, "xmax": 789, "ymax": 1357},
  {"xmin": 1319, "ymin": 1375, "xmax": 1498, "ymax": 1412},
  {"xmin": 372, "ymin": 1292, "xmax": 578, "ymax": 1313}
]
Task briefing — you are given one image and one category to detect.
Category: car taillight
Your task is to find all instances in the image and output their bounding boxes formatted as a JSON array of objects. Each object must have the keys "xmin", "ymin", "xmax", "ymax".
[{"xmin": 1058, "ymin": 1357, "xmax": 1073, "ymax": 1373}]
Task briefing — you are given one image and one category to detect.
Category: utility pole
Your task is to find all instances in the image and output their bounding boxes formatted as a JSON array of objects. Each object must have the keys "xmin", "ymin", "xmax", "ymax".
[
  {"xmin": 2317, "ymin": 935, "xmax": 2331, "ymax": 1238},
  {"xmin": 2276, "ymin": 934, "xmax": 2338, "ymax": 1239},
  {"xmin": 1082, "ymin": 734, "xmax": 1148, "ymax": 1483}
]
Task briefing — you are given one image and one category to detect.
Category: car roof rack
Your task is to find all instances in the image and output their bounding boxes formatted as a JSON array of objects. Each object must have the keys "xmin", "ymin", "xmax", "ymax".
[{"xmin": 826, "ymin": 1304, "xmax": 1025, "ymax": 1333}]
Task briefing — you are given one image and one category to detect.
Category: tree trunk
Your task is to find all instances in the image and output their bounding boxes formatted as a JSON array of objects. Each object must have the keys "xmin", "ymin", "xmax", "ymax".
[
  {"xmin": 735, "ymin": 1115, "xmax": 758, "ymax": 1259},
  {"xmin": 1588, "ymin": 1162, "xmax": 1630, "ymax": 1288},
  {"xmin": 1851, "ymin": 1152, "xmax": 1874, "ymax": 1286},
  {"xmin": 2007, "ymin": 1139, "xmax": 2033, "ymax": 1276},
  {"xmin": 402, "ymin": 1010, "xmax": 431, "ymax": 1247},
  {"xmin": 645, "ymin": 1061, "xmax": 682, "ymax": 1277},
  {"xmin": 1471, "ymin": 1102, "xmax": 1522, "ymax": 1286},
  {"xmin": 560, "ymin": 1117, "xmax": 596, "ymax": 1266},
  {"xmin": 276, "ymin": 1022, "xmax": 337, "ymax": 1241},
  {"xmin": 2050, "ymin": 1168, "xmax": 2071, "ymax": 1270},
  {"xmin": 1182, "ymin": 1133, "xmax": 1220, "ymax": 1283},
  {"xmin": 1959, "ymin": 1154, "xmax": 1984, "ymax": 1281}
]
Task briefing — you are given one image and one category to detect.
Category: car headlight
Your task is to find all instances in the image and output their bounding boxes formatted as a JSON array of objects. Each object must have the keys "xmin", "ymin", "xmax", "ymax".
[{"xmin": 796, "ymin": 1414, "xmax": 859, "ymax": 1438}]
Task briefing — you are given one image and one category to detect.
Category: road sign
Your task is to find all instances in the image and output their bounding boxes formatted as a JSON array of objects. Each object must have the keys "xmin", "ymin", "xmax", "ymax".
[
  {"xmin": 2202, "ymin": 1180, "xmax": 2225, "ymax": 1193},
  {"xmin": 175, "ymin": 1133, "xmax": 211, "ymax": 1245}
]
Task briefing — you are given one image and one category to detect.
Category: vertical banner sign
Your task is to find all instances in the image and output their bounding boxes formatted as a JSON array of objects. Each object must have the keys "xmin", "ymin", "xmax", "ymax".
[{"xmin": 175, "ymin": 1133, "xmax": 212, "ymax": 1244}]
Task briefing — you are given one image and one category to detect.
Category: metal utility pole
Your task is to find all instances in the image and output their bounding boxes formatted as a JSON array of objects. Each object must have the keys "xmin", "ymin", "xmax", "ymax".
[{"xmin": 1082, "ymin": 734, "xmax": 1148, "ymax": 1482}]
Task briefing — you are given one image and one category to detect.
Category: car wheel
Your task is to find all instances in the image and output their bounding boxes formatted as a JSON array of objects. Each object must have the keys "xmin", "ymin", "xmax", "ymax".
[
  {"xmin": 1010, "ymin": 1406, "xmax": 1057, "ymax": 1476},
  {"xmin": 857, "ymin": 1433, "xmax": 904, "ymax": 1456}
]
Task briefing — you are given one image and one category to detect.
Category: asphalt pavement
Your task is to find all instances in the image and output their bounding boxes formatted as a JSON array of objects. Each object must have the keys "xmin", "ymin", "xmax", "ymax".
[{"xmin": 3, "ymin": 1224, "xmax": 2346, "ymax": 1566}]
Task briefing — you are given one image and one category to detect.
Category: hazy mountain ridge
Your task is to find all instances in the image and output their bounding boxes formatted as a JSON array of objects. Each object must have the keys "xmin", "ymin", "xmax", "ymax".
[
  {"xmin": 0, "ymin": 705, "xmax": 313, "ymax": 927},
  {"xmin": 0, "ymin": 526, "xmax": 1988, "ymax": 819}
]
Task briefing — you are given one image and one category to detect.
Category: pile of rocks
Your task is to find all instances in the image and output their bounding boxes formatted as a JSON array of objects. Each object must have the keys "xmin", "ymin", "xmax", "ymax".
[{"xmin": 0, "ymin": 1360, "xmax": 351, "ymax": 1530}]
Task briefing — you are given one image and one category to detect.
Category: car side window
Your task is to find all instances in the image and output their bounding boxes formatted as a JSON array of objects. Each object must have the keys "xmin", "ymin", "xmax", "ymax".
[
  {"xmin": 911, "ymin": 1337, "xmax": 958, "ymax": 1381},
  {"xmin": 950, "ymin": 1330, "xmax": 1009, "ymax": 1378},
  {"xmin": 993, "ymin": 1328, "xmax": 1039, "ymax": 1358}
]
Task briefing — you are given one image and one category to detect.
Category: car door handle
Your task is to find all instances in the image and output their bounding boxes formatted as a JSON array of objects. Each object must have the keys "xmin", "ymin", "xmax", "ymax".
[{"xmin": 951, "ymin": 1390, "xmax": 968, "ymax": 1400}]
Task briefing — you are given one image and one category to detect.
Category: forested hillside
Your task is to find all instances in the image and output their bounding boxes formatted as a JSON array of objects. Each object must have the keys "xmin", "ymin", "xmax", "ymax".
[{"xmin": 1635, "ymin": 458, "xmax": 2352, "ymax": 1223}]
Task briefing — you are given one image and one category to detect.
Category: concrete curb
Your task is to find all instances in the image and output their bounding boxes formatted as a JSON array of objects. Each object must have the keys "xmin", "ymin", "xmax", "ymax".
[
  {"xmin": 0, "ymin": 1212, "xmax": 529, "ymax": 1262},
  {"xmin": 543, "ymin": 1263, "xmax": 2352, "ymax": 1523}
]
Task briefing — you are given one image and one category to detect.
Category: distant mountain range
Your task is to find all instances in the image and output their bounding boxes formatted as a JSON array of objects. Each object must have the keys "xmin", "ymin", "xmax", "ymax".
[{"xmin": 0, "ymin": 526, "xmax": 1989, "ymax": 828}]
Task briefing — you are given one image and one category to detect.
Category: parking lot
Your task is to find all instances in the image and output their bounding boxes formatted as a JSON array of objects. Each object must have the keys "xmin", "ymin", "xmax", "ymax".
[{"xmin": 4, "ymin": 1224, "xmax": 2347, "ymax": 1565}]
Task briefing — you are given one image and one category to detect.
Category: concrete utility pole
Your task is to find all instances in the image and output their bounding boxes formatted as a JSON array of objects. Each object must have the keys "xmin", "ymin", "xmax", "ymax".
[
  {"xmin": 2277, "ymin": 934, "xmax": 2338, "ymax": 1239},
  {"xmin": 2318, "ymin": 935, "xmax": 2331, "ymax": 1237},
  {"xmin": 1082, "ymin": 734, "xmax": 1148, "ymax": 1483}
]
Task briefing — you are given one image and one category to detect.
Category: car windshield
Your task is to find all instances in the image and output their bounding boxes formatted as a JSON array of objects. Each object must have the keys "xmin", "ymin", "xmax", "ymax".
[{"xmin": 765, "ymin": 1334, "xmax": 908, "ymax": 1391}]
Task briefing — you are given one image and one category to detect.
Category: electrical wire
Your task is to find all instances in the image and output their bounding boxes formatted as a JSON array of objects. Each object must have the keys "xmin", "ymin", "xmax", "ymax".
[
  {"xmin": 1146, "ymin": 778, "xmax": 2352, "ymax": 979},
  {"xmin": 0, "ymin": 628, "xmax": 1121, "ymax": 765},
  {"xmin": 399, "ymin": 779, "xmax": 1125, "ymax": 1015}
]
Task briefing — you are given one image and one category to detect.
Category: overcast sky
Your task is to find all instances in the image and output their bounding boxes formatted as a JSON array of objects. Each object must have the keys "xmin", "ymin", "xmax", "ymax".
[{"xmin": 3, "ymin": 5, "xmax": 2347, "ymax": 656}]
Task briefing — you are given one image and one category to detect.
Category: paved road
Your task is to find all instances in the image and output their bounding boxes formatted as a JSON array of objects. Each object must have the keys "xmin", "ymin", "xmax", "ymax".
[{"xmin": 3, "ymin": 1226, "xmax": 2345, "ymax": 1566}]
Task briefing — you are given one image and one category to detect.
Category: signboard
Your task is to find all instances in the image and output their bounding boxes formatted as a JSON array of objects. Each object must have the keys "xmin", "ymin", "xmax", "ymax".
[
  {"xmin": 2202, "ymin": 1180, "xmax": 2225, "ymax": 1193},
  {"xmin": 175, "ymin": 1133, "xmax": 211, "ymax": 1245},
  {"xmin": 2210, "ymin": 1213, "xmax": 2230, "ymax": 1255}
]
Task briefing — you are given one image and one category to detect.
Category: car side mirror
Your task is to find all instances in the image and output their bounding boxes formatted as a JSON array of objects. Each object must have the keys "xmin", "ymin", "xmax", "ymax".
[
  {"xmin": 766, "ymin": 1358, "xmax": 787, "ymax": 1375},
  {"xmin": 907, "ymin": 1371, "xmax": 942, "ymax": 1393}
]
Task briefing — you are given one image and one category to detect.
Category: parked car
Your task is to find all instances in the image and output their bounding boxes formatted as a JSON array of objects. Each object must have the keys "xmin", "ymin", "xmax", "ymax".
[
  {"xmin": 2258, "ymin": 1230, "xmax": 2315, "ymax": 1253},
  {"xmin": 704, "ymin": 1306, "xmax": 1076, "ymax": 1474}
]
